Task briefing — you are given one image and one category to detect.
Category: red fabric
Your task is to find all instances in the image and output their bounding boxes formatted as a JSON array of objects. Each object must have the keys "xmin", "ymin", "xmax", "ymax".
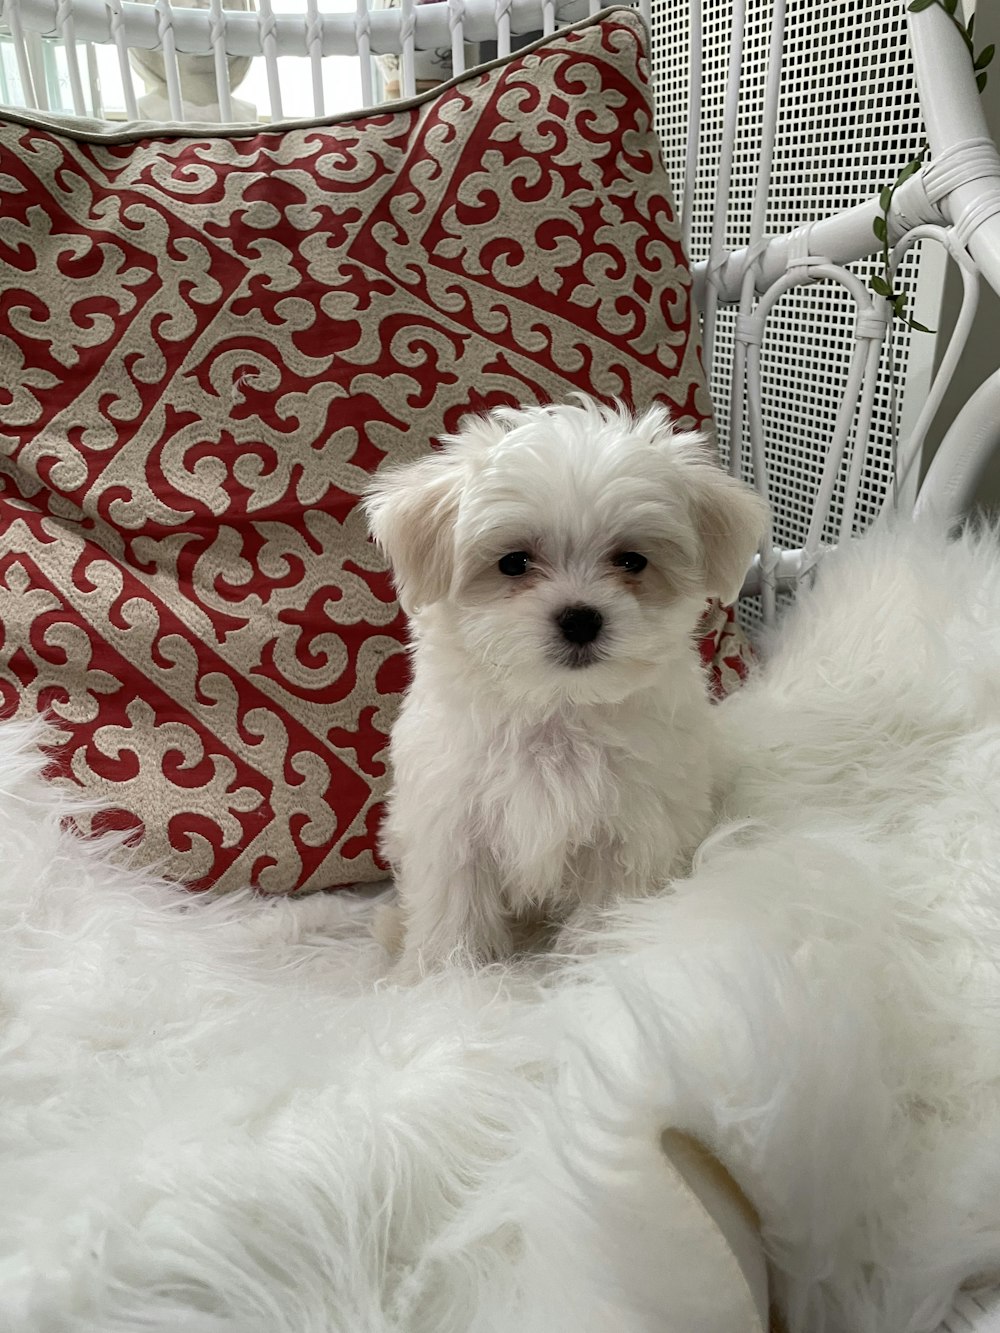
[
  {"xmin": 698, "ymin": 599, "xmax": 755, "ymax": 701},
  {"xmin": 0, "ymin": 11, "xmax": 713, "ymax": 892}
]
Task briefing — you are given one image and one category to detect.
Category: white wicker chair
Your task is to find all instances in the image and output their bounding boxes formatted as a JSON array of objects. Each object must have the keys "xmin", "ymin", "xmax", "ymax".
[
  {"xmin": 3, "ymin": 2, "xmax": 1000, "ymax": 1328},
  {"xmin": 2, "ymin": 0, "xmax": 1000, "ymax": 629}
]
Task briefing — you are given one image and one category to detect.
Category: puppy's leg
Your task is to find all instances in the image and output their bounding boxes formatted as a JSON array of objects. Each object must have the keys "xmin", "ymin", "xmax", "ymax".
[
  {"xmin": 372, "ymin": 900, "xmax": 405, "ymax": 956},
  {"xmin": 393, "ymin": 841, "xmax": 511, "ymax": 981}
]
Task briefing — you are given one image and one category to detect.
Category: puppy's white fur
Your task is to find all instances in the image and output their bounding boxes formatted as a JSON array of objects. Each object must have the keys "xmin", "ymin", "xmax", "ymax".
[{"xmin": 366, "ymin": 399, "xmax": 768, "ymax": 975}]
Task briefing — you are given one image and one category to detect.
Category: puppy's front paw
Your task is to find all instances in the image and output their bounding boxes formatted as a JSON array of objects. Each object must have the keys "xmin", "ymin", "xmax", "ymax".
[
  {"xmin": 388, "ymin": 948, "xmax": 426, "ymax": 986},
  {"xmin": 371, "ymin": 900, "xmax": 405, "ymax": 957}
]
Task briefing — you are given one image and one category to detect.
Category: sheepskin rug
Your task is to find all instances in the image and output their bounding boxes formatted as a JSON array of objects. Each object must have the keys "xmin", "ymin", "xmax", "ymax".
[{"xmin": 4, "ymin": 520, "xmax": 1000, "ymax": 1333}]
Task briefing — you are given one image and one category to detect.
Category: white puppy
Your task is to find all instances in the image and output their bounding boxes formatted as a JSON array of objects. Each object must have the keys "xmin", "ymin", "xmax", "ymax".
[{"xmin": 365, "ymin": 398, "xmax": 769, "ymax": 977}]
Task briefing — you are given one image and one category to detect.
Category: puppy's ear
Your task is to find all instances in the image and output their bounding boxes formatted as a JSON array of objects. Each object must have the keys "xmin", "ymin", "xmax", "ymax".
[
  {"xmin": 684, "ymin": 454, "xmax": 770, "ymax": 603},
  {"xmin": 641, "ymin": 412, "xmax": 771, "ymax": 604},
  {"xmin": 364, "ymin": 452, "xmax": 464, "ymax": 614},
  {"xmin": 448, "ymin": 411, "xmax": 512, "ymax": 452}
]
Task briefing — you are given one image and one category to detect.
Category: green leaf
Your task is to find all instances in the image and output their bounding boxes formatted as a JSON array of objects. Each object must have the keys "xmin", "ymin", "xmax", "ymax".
[
  {"xmin": 908, "ymin": 319, "xmax": 936, "ymax": 334},
  {"xmin": 975, "ymin": 44, "xmax": 995, "ymax": 69},
  {"xmin": 977, "ymin": 70, "xmax": 989, "ymax": 92},
  {"xmin": 897, "ymin": 158, "xmax": 923, "ymax": 184},
  {"xmin": 968, "ymin": 11, "xmax": 976, "ymax": 37},
  {"xmin": 880, "ymin": 185, "xmax": 893, "ymax": 211},
  {"xmin": 943, "ymin": 0, "xmax": 957, "ymax": 14},
  {"xmin": 873, "ymin": 215, "xmax": 888, "ymax": 242},
  {"xmin": 893, "ymin": 293, "xmax": 908, "ymax": 314},
  {"xmin": 908, "ymin": 0, "xmax": 936, "ymax": 11},
  {"xmin": 871, "ymin": 274, "xmax": 893, "ymax": 297}
]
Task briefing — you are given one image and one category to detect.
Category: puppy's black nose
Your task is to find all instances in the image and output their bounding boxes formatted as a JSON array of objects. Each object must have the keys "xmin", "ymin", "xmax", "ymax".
[{"xmin": 557, "ymin": 605, "xmax": 604, "ymax": 645}]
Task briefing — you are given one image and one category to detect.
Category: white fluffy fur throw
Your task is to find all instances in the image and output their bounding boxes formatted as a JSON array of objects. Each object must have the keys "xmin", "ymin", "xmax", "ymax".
[{"xmin": 4, "ymin": 521, "xmax": 1000, "ymax": 1333}]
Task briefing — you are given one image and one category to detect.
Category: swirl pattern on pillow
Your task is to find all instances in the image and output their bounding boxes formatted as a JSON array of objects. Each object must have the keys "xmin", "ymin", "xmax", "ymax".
[{"xmin": 0, "ymin": 8, "xmax": 712, "ymax": 892}]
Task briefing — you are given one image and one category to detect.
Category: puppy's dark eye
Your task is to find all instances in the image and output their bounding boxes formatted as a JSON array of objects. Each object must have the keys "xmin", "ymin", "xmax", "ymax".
[
  {"xmin": 613, "ymin": 552, "xmax": 648, "ymax": 574},
  {"xmin": 498, "ymin": 551, "xmax": 532, "ymax": 577}
]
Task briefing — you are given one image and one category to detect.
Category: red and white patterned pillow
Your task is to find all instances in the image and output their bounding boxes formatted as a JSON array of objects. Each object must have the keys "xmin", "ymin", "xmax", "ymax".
[{"xmin": 0, "ymin": 8, "xmax": 721, "ymax": 894}]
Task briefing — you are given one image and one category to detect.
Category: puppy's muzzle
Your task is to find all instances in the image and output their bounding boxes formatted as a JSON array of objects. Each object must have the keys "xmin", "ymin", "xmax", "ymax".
[{"xmin": 556, "ymin": 605, "xmax": 604, "ymax": 646}]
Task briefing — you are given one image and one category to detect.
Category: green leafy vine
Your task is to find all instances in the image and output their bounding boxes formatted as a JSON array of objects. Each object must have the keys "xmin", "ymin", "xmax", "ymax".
[{"xmin": 870, "ymin": 0, "xmax": 994, "ymax": 331}]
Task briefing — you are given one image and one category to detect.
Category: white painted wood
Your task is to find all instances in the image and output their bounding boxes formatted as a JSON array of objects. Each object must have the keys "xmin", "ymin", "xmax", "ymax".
[
  {"xmin": 355, "ymin": 0, "xmax": 372, "ymax": 106},
  {"xmin": 448, "ymin": 0, "xmax": 465, "ymax": 75},
  {"xmin": 24, "ymin": 28, "xmax": 47, "ymax": 109},
  {"xmin": 304, "ymin": 0, "xmax": 324, "ymax": 113},
  {"xmin": 258, "ymin": 0, "xmax": 283, "ymax": 118},
  {"xmin": 399, "ymin": 0, "xmax": 416, "ymax": 95},
  {"xmin": 494, "ymin": 0, "xmax": 512, "ymax": 57},
  {"xmin": 84, "ymin": 39, "xmax": 101, "ymax": 116},
  {"xmin": 152, "ymin": 0, "xmax": 184, "ymax": 120},
  {"xmin": 679, "ymin": 0, "xmax": 700, "ymax": 258},
  {"xmin": 727, "ymin": 0, "xmax": 784, "ymax": 617},
  {"xmin": 54, "ymin": 0, "xmax": 86, "ymax": 113},
  {"xmin": 839, "ymin": 334, "xmax": 885, "ymax": 542},
  {"xmin": 106, "ymin": 0, "xmax": 139, "ymax": 118},
  {"xmin": 5, "ymin": 0, "xmax": 39, "ymax": 108},
  {"xmin": 210, "ymin": 0, "xmax": 235, "ymax": 119},
  {"xmin": 701, "ymin": 0, "xmax": 744, "ymax": 377},
  {"xmin": 909, "ymin": 2, "xmax": 1000, "ymax": 298}
]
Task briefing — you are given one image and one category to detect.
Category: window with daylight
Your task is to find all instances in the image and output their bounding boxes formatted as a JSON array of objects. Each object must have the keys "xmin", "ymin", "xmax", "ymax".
[{"xmin": 0, "ymin": 0, "xmax": 366, "ymax": 122}]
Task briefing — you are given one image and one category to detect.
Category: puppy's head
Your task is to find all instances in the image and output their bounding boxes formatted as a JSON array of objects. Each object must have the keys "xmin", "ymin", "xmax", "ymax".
[{"xmin": 365, "ymin": 399, "xmax": 769, "ymax": 705}]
